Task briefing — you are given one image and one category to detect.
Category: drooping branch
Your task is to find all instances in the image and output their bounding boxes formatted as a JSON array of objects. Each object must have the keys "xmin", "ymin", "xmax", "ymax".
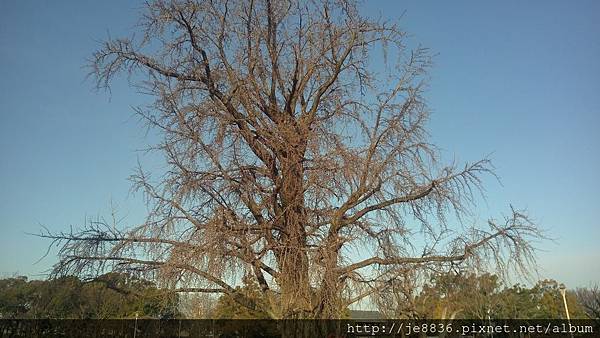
[{"xmin": 338, "ymin": 208, "xmax": 542, "ymax": 277}]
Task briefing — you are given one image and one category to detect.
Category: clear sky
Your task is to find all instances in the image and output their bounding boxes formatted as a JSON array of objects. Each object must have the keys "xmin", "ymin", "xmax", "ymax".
[{"xmin": 1, "ymin": 1, "xmax": 598, "ymax": 288}]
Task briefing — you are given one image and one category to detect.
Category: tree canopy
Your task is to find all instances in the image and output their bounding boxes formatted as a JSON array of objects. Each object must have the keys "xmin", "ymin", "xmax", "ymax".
[{"xmin": 42, "ymin": 0, "xmax": 543, "ymax": 319}]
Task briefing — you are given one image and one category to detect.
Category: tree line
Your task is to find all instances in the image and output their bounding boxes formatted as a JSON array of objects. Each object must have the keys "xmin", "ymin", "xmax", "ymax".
[
  {"xmin": 2, "ymin": 272, "xmax": 598, "ymax": 320},
  {"xmin": 0, "ymin": 273, "xmax": 179, "ymax": 319}
]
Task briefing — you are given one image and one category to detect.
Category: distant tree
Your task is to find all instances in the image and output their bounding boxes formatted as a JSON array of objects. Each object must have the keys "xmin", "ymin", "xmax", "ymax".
[
  {"xmin": 409, "ymin": 271, "xmax": 501, "ymax": 319},
  {"xmin": 493, "ymin": 283, "xmax": 540, "ymax": 319},
  {"xmin": 83, "ymin": 272, "xmax": 181, "ymax": 319},
  {"xmin": 0, "ymin": 274, "xmax": 180, "ymax": 319},
  {"xmin": 0, "ymin": 276, "xmax": 32, "ymax": 318},
  {"xmin": 576, "ymin": 284, "xmax": 600, "ymax": 319},
  {"xmin": 496, "ymin": 279, "xmax": 587, "ymax": 319},
  {"xmin": 377, "ymin": 272, "xmax": 589, "ymax": 320},
  {"xmin": 532, "ymin": 280, "xmax": 586, "ymax": 319},
  {"xmin": 42, "ymin": 0, "xmax": 543, "ymax": 319}
]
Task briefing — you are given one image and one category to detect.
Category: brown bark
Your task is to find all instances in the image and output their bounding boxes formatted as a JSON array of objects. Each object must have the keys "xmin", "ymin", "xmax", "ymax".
[{"xmin": 274, "ymin": 128, "xmax": 313, "ymax": 317}]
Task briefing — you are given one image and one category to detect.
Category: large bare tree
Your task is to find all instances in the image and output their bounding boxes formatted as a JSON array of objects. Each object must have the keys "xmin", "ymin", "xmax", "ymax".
[{"xmin": 43, "ymin": 0, "xmax": 542, "ymax": 319}]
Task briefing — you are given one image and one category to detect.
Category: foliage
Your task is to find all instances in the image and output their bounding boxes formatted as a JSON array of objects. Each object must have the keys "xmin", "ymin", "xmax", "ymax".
[
  {"xmin": 415, "ymin": 272, "xmax": 501, "ymax": 319},
  {"xmin": 0, "ymin": 273, "xmax": 180, "ymax": 319},
  {"xmin": 522, "ymin": 279, "xmax": 586, "ymax": 319},
  {"xmin": 379, "ymin": 272, "xmax": 588, "ymax": 319},
  {"xmin": 491, "ymin": 279, "xmax": 588, "ymax": 319}
]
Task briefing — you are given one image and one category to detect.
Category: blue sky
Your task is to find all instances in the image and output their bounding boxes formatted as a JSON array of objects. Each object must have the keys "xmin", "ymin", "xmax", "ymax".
[{"xmin": 1, "ymin": 1, "xmax": 598, "ymax": 288}]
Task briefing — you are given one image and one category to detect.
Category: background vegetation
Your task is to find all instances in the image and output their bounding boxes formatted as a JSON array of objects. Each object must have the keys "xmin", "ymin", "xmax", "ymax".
[
  {"xmin": 6, "ymin": 272, "xmax": 592, "ymax": 319},
  {"xmin": 0, "ymin": 273, "xmax": 179, "ymax": 319}
]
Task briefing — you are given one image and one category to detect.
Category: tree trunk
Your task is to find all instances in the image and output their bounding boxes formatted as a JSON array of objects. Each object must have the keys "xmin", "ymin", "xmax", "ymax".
[
  {"xmin": 316, "ymin": 264, "xmax": 343, "ymax": 318},
  {"xmin": 276, "ymin": 149, "xmax": 313, "ymax": 318}
]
